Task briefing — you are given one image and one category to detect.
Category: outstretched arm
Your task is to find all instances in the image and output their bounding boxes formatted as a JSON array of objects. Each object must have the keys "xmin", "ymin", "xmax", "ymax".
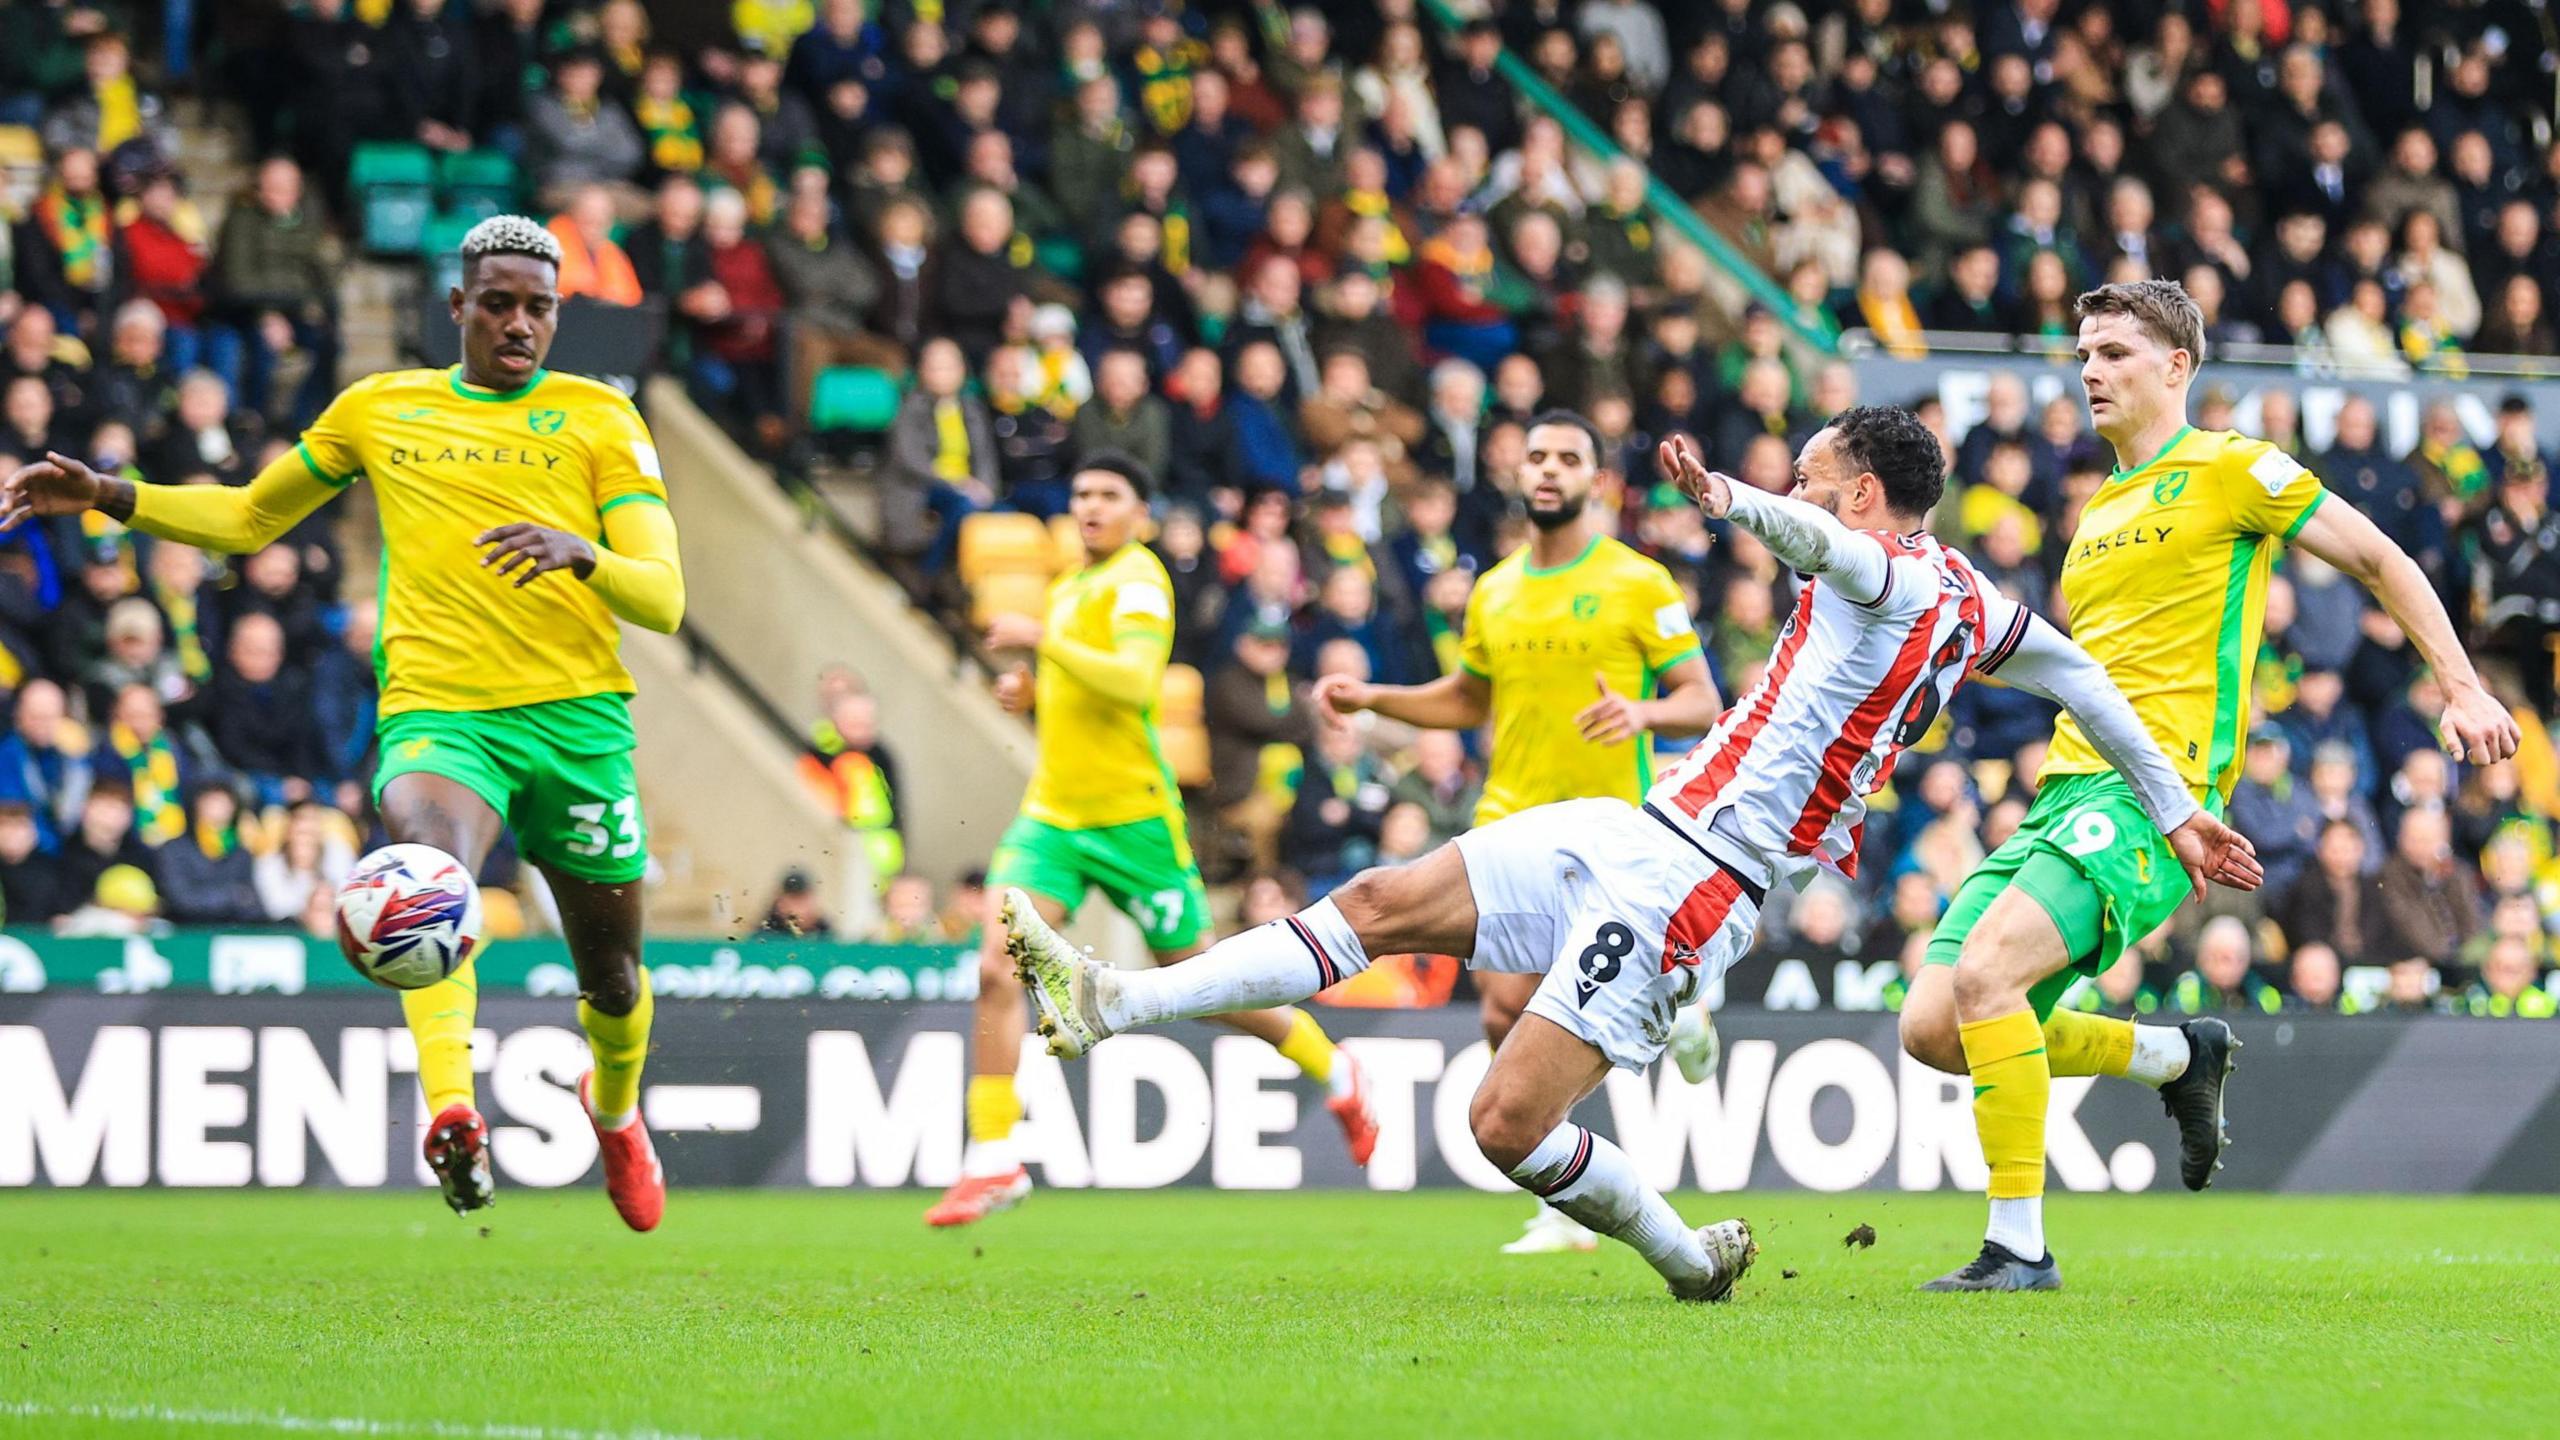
[
  {"xmin": 2290, "ymin": 495, "xmax": 2519, "ymax": 764},
  {"xmin": 1313, "ymin": 667, "xmax": 1493, "ymax": 732},
  {"xmin": 1656, "ymin": 437, "xmax": 1891, "ymax": 605},
  {"xmin": 1, "ymin": 448, "xmax": 338, "ymax": 553}
]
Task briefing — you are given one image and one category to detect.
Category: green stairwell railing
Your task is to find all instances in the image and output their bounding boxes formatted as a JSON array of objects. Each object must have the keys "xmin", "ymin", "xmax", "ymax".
[{"xmin": 1414, "ymin": 0, "xmax": 1839, "ymax": 354}]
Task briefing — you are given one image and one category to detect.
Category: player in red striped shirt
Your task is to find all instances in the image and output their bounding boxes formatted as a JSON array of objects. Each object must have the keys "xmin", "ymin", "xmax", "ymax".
[{"xmin": 1006, "ymin": 409, "xmax": 2259, "ymax": 1300}]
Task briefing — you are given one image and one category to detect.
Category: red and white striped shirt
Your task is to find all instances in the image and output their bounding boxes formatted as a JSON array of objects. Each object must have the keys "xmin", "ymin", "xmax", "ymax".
[{"xmin": 1649, "ymin": 529, "xmax": 2029, "ymax": 887}]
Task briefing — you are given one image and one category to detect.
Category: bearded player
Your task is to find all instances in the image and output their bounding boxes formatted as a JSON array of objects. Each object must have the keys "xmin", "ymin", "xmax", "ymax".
[
  {"xmin": 924, "ymin": 452, "xmax": 1376, "ymax": 1228},
  {"xmin": 1901, "ymin": 280, "xmax": 2520, "ymax": 1291},
  {"xmin": 1008, "ymin": 411, "xmax": 2257, "ymax": 1302},
  {"xmin": 1314, "ymin": 410, "xmax": 1723, "ymax": 1256},
  {"xmin": 0, "ymin": 217, "xmax": 684, "ymax": 1231}
]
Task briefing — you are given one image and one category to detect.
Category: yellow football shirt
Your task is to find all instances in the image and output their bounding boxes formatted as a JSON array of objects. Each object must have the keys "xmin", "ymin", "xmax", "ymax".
[
  {"xmin": 1458, "ymin": 534, "xmax": 1702, "ymax": 824},
  {"xmin": 295, "ymin": 366, "xmax": 670, "ymax": 718},
  {"xmin": 2046, "ymin": 425, "xmax": 2327, "ymax": 798},
  {"xmin": 1020, "ymin": 542, "xmax": 1183, "ymax": 831}
]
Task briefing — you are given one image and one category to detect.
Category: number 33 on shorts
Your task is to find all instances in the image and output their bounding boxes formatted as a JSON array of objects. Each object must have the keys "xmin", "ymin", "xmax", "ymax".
[{"xmin": 564, "ymin": 796, "xmax": 643, "ymax": 859}]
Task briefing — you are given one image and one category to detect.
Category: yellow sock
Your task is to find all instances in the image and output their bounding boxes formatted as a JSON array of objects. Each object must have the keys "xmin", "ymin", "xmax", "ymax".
[
  {"xmin": 401, "ymin": 958, "xmax": 480, "ymax": 1116},
  {"xmin": 1959, "ymin": 1009, "xmax": 2050, "ymax": 1201},
  {"xmin": 1273, "ymin": 1008, "xmax": 1338, "ymax": 1085},
  {"xmin": 967, "ymin": 1074, "xmax": 1022, "ymax": 1144},
  {"xmin": 577, "ymin": 967, "xmax": 654, "ymax": 1126},
  {"xmin": 2041, "ymin": 1009, "xmax": 2134, "ymax": 1078}
]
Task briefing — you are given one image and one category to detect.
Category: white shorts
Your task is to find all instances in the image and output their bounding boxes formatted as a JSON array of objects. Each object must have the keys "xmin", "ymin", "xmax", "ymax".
[{"xmin": 1452, "ymin": 797, "xmax": 1765, "ymax": 1070}]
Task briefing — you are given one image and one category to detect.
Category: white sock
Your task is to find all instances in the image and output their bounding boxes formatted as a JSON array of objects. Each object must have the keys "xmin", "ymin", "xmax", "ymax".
[
  {"xmin": 2126, "ymin": 1024, "xmax": 2192, "ymax": 1087},
  {"xmin": 1094, "ymin": 899, "xmax": 1372, "ymax": 1031},
  {"xmin": 1508, "ymin": 1123, "xmax": 1707, "ymax": 1285},
  {"xmin": 1985, "ymin": 1196, "xmax": 2045, "ymax": 1260},
  {"xmin": 961, "ymin": 1139, "xmax": 1019, "ymax": 1178}
]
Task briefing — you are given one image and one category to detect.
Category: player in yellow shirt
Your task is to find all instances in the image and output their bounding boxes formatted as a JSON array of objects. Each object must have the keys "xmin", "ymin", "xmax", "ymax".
[
  {"xmin": 0, "ymin": 217, "xmax": 687, "ymax": 1232},
  {"xmin": 1314, "ymin": 410, "xmax": 1722, "ymax": 1254},
  {"xmin": 1901, "ymin": 279, "xmax": 2519, "ymax": 1290},
  {"xmin": 925, "ymin": 452, "xmax": 1377, "ymax": 1227}
]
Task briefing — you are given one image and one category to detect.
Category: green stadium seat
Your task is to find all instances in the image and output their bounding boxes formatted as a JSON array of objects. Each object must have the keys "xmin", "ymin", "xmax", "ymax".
[
  {"xmin": 350, "ymin": 142, "xmax": 435, "ymax": 190},
  {"xmin": 439, "ymin": 149, "xmax": 518, "ymax": 218},
  {"xmin": 352, "ymin": 143, "xmax": 436, "ymax": 257},
  {"xmin": 363, "ymin": 189, "xmax": 433, "ymax": 256},
  {"xmin": 810, "ymin": 366, "xmax": 903, "ymax": 432}
]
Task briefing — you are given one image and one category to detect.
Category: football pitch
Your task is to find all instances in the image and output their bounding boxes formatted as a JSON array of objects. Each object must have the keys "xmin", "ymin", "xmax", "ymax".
[{"xmin": 3, "ymin": 1190, "xmax": 2552, "ymax": 1439}]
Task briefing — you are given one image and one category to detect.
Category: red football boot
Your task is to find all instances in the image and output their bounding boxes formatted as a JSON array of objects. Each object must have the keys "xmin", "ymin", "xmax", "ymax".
[
  {"xmin": 579, "ymin": 1072, "xmax": 666, "ymax": 1233},
  {"xmin": 1327, "ymin": 1052, "xmax": 1380, "ymax": 1168},
  {"xmin": 423, "ymin": 1103, "xmax": 493, "ymax": 1215},
  {"xmin": 923, "ymin": 1167, "xmax": 1033, "ymax": 1227}
]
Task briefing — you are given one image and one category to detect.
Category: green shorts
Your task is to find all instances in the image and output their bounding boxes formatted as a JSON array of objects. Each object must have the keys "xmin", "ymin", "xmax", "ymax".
[
  {"xmin": 988, "ymin": 812, "xmax": 1209, "ymax": 952},
  {"xmin": 1925, "ymin": 770, "xmax": 2201, "ymax": 1021},
  {"xmin": 373, "ymin": 694, "xmax": 648, "ymax": 885}
]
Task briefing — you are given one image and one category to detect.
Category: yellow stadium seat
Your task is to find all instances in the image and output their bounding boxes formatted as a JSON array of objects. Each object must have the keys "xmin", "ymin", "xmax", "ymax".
[
  {"xmin": 971, "ymin": 569, "xmax": 1053, "ymax": 630},
  {"xmin": 1048, "ymin": 513, "xmax": 1087, "ymax": 573},
  {"xmin": 1159, "ymin": 723, "xmax": 1212, "ymax": 789},
  {"xmin": 958, "ymin": 512, "xmax": 1054, "ymax": 587}
]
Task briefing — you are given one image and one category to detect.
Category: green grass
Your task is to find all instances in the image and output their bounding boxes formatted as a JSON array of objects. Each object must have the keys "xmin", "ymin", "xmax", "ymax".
[{"xmin": 2, "ymin": 1190, "xmax": 2553, "ymax": 1438}]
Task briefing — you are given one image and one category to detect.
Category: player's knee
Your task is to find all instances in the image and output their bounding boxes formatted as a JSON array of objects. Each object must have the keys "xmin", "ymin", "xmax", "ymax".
[
  {"xmin": 1897, "ymin": 1003, "xmax": 1964, "ymax": 1074},
  {"xmin": 1467, "ymin": 1082, "xmax": 1548, "ymax": 1174},
  {"xmin": 1326, "ymin": 867, "xmax": 1396, "ymax": 940},
  {"xmin": 1951, "ymin": 934, "xmax": 2037, "ymax": 1017},
  {"xmin": 580, "ymin": 964, "xmax": 640, "ymax": 1015}
]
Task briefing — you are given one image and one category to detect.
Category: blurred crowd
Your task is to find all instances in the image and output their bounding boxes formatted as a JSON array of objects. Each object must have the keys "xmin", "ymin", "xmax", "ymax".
[{"xmin": 0, "ymin": 0, "xmax": 2556, "ymax": 1018}]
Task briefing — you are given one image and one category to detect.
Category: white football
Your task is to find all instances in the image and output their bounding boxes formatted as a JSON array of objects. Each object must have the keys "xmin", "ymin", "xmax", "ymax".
[{"xmin": 335, "ymin": 843, "xmax": 484, "ymax": 991}]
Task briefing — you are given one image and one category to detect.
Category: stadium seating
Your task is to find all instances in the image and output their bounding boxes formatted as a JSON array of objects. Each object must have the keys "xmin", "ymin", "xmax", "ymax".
[
  {"xmin": 809, "ymin": 366, "xmax": 903, "ymax": 434},
  {"xmin": 956, "ymin": 512, "xmax": 1052, "ymax": 588},
  {"xmin": 1047, "ymin": 514, "xmax": 1086, "ymax": 575},
  {"xmin": 350, "ymin": 142, "xmax": 435, "ymax": 257},
  {"xmin": 436, "ymin": 149, "xmax": 517, "ymax": 220}
]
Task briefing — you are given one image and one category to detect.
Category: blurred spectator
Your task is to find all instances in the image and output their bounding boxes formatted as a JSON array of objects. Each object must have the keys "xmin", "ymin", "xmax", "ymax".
[
  {"xmin": 1286, "ymin": 719, "xmax": 1393, "ymax": 894},
  {"xmin": 0, "ymin": 679, "xmax": 90, "ymax": 851},
  {"xmin": 1205, "ymin": 612, "xmax": 1311, "ymax": 876},
  {"xmin": 2463, "ymin": 935, "xmax": 2556, "ymax": 1017},
  {"xmin": 59, "ymin": 782, "xmax": 153, "ymax": 912},
  {"xmin": 210, "ymin": 158, "xmax": 337, "ymax": 427},
  {"xmin": 201, "ymin": 612, "xmax": 319, "ymax": 808},
  {"xmin": 2271, "ymin": 818, "xmax": 2378, "ymax": 957},
  {"xmin": 871, "ymin": 873, "xmax": 937, "ymax": 943},
  {"xmin": 525, "ymin": 49, "xmax": 647, "ymax": 216},
  {"xmin": 882, "ymin": 336, "xmax": 996, "ymax": 572},
  {"xmin": 2377, "ymin": 807, "xmax": 2482, "ymax": 966},
  {"xmin": 253, "ymin": 801, "xmax": 354, "ymax": 924},
  {"xmin": 154, "ymin": 781, "xmax": 264, "ymax": 926},
  {"xmin": 2232, "ymin": 726, "xmax": 2322, "ymax": 894},
  {"xmin": 2168, "ymin": 915, "xmax": 2283, "ymax": 1014},
  {"xmin": 2287, "ymin": 942, "xmax": 2346, "ymax": 1012},
  {"xmin": 0, "ymin": 799, "xmax": 69, "ymax": 924},
  {"xmin": 761, "ymin": 867, "xmax": 833, "ymax": 938},
  {"xmin": 798, "ymin": 686, "xmax": 904, "ymax": 884},
  {"xmin": 547, "ymin": 186, "xmax": 643, "ymax": 306},
  {"xmin": 683, "ymin": 187, "xmax": 788, "ymax": 453},
  {"xmin": 54, "ymin": 861, "xmax": 160, "ymax": 938}
]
